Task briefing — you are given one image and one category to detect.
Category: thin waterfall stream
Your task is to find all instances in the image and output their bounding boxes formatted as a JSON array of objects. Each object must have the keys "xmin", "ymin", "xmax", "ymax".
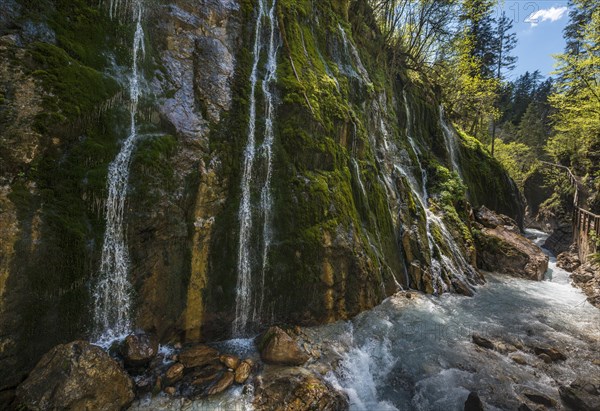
[
  {"xmin": 93, "ymin": 0, "xmax": 145, "ymax": 343},
  {"xmin": 234, "ymin": 0, "xmax": 279, "ymax": 337}
]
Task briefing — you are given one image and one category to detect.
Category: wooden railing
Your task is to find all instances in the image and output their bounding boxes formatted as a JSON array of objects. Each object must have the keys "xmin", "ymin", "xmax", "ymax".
[{"xmin": 540, "ymin": 161, "xmax": 600, "ymax": 260}]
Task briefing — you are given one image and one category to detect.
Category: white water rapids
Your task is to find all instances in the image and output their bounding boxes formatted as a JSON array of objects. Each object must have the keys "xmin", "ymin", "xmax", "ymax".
[{"xmin": 319, "ymin": 229, "xmax": 600, "ymax": 410}]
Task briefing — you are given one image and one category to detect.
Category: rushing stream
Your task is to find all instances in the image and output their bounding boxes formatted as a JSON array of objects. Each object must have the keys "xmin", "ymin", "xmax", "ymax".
[{"xmin": 317, "ymin": 229, "xmax": 600, "ymax": 410}]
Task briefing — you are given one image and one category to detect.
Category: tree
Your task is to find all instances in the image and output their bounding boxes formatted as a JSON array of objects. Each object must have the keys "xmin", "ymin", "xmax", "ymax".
[
  {"xmin": 490, "ymin": 11, "xmax": 517, "ymax": 156},
  {"xmin": 547, "ymin": 3, "xmax": 600, "ymax": 173}
]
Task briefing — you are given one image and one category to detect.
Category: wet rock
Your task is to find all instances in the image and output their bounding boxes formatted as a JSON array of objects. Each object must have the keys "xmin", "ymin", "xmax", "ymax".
[
  {"xmin": 521, "ymin": 388, "xmax": 556, "ymax": 406},
  {"xmin": 511, "ymin": 354, "xmax": 528, "ymax": 365},
  {"xmin": 464, "ymin": 391, "xmax": 484, "ymax": 411},
  {"xmin": 254, "ymin": 367, "xmax": 348, "ymax": 411},
  {"xmin": 472, "ymin": 334, "xmax": 495, "ymax": 350},
  {"xmin": 235, "ymin": 360, "xmax": 253, "ymax": 384},
  {"xmin": 219, "ymin": 354, "xmax": 240, "ymax": 370},
  {"xmin": 570, "ymin": 261, "xmax": 600, "ymax": 309},
  {"xmin": 164, "ymin": 363, "xmax": 185, "ymax": 386},
  {"xmin": 559, "ymin": 376, "xmax": 600, "ymax": 411},
  {"xmin": 121, "ymin": 333, "xmax": 159, "ymax": 367},
  {"xmin": 476, "ymin": 206, "xmax": 519, "ymax": 230},
  {"xmin": 164, "ymin": 386, "xmax": 176, "ymax": 396},
  {"xmin": 134, "ymin": 375, "xmax": 155, "ymax": 394},
  {"xmin": 15, "ymin": 341, "xmax": 134, "ymax": 411},
  {"xmin": 538, "ymin": 353, "xmax": 552, "ymax": 364},
  {"xmin": 179, "ymin": 345, "xmax": 220, "ymax": 368},
  {"xmin": 474, "ymin": 207, "xmax": 548, "ymax": 280},
  {"xmin": 533, "ymin": 346, "xmax": 566, "ymax": 362},
  {"xmin": 190, "ymin": 363, "xmax": 225, "ymax": 387},
  {"xmin": 207, "ymin": 371, "xmax": 235, "ymax": 396},
  {"xmin": 557, "ymin": 250, "xmax": 581, "ymax": 272},
  {"xmin": 257, "ymin": 327, "xmax": 310, "ymax": 366}
]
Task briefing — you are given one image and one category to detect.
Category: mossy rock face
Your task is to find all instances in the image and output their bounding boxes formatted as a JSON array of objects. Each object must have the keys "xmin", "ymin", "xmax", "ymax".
[{"xmin": 0, "ymin": 0, "xmax": 526, "ymax": 394}]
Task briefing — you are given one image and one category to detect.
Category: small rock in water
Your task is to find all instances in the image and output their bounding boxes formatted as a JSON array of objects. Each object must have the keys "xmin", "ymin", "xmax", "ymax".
[
  {"xmin": 179, "ymin": 345, "xmax": 220, "ymax": 368},
  {"xmin": 121, "ymin": 333, "xmax": 159, "ymax": 367},
  {"xmin": 207, "ymin": 371, "xmax": 235, "ymax": 396},
  {"xmin": 464, "ymin": 391, "xmax": 484, "ymax": 411},
  {"xmin": 220, "ymin": 354, "xmax": 240, "ymax": 370},
  {"xmin": 406, "ymin": 292, "xmax": 412, "ymax": 299},
  {"xmin": 521, "ymin": 388, "xmax": 556, "ymax": 406},
  {"xmin": 511, "ymin": 354, "xmax": 528, "ymax": 365},
  {"xmin": 164, "ymin": 386, "xmax": 176, "ymax": 396},
  {"xmin": 472, "ymin": 334, "xmax": 495, "ymax": 350},
  {"xmin": 538, "ymin": 353, "xmax": 552, "ymax": 364},
  {"xmin": 234, "ymin": 360, "xmax": 253, "ymax": 384},
  {"xmin": 164, "ymin": 363, "xmax": 184, "ymax": 385},
  {"xmin": 256, "ymin": 326, "xmax": 310, "ymax": 366},
  {"xmin": 533, "ymin": 346, "xmax": 566, "ymax": 361}
]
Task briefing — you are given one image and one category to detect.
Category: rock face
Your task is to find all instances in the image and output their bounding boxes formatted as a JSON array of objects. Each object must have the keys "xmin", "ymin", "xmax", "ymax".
[
  {"xmin": 570, "ymin": 260, "xmax": 600, "ymax": 308},
  {"xmin": 0, "ymin": 0, "xmax": 525, "ymax": 393},
  {"xmin": 15, "ymin": 341, "xmax": 134, "ymax": 411},
  {"xmin": 254, "ymin": 367, "xmax": 348, "ymax": 411},
  {"xmin": 474, "ymin": 207, "xmax": 549, "ymax": 280},
  {"xmin": 257, "ymin": 327, "xmax": 310, "ymax": 366}
]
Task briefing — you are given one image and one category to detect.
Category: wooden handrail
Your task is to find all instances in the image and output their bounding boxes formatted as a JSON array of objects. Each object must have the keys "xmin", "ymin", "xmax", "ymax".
[{"xmin": 539, "ymin": 161, "xmax": 600, "ymax": 237}]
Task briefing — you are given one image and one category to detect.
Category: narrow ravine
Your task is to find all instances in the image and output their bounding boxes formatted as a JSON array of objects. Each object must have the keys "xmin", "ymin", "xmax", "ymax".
[{"xmin": 93, "ymin": 0, "xmax": 145, "ymax": 343}]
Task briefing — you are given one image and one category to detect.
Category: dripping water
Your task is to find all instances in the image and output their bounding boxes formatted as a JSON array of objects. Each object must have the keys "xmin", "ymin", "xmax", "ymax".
[
  {"xmin": 439, "ymin": 106, "xmax": 461, "ymax": 178},
  {"xmin": 234, "ymin": 0, "xmax": 279, "ymax": 337},
  {"xmin": 93, "ymin": 0, "xmax": 145, "ymax": 343}
]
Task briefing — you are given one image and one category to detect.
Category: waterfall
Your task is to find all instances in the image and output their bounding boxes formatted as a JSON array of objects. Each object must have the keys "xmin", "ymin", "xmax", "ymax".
[
  {"xmin": 256, "ymin": 0, "xmax": 279, "ymax": 324},
  {"xmin": 439, "ymin": 106, "xmax": 462, "ymax": 178},
  {"xmin": 93, "ymin": 0, "xmax": 145, "ymax": 343},
  {"xmin": 234, "ymin": 0, "xmax": 279, "ymax": 337},
  {"xmin": 402, "ymin": 91, "xmax": 428, "ymax": 201}
]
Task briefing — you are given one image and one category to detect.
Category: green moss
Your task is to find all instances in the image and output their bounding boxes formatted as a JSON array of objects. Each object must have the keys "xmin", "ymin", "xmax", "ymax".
[{"xmin": 26, "ymin": 42, "xmax": 120, "ymax": 132}]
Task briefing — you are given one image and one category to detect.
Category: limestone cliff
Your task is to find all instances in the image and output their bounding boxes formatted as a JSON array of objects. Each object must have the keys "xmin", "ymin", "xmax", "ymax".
[{"xmin": 0, "ymin": 0, "xmax": 523, "ymax": 394}]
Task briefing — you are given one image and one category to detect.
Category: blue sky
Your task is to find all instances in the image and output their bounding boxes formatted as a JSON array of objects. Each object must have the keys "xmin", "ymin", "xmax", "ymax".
[{"xmin": 498, "ymin": 1, "xmax": 570, "ymax": 79}]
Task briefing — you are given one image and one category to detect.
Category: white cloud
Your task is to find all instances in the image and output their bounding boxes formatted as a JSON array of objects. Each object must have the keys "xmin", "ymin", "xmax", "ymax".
[{"xmin": 525, "ymin": 6, "xmax": 568, "ymax": 27}]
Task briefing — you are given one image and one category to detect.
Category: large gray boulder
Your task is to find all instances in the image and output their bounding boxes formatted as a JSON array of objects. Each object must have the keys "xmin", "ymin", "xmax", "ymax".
[
  {"xmin": 474, "ymin": 206, "xmax": 549, "ymax": 280},
  {"xmin": 16, "ymin": 340, "xmax": 134, "ymax": 411}
]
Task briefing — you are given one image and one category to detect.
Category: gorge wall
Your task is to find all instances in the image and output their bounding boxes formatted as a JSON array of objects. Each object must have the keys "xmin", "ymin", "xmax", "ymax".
[{"xmin": 0, "ymin": 0, "xmax": 523, "ymax": 394}]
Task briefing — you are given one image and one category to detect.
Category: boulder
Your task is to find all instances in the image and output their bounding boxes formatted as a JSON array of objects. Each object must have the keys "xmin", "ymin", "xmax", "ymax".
[
  {"xmin": 15, "ymin": 340, "xmax": 134, "ymax": 411},
  {"xmin": 533, "ymin": 346, "xmax": 566, "ymax": 362},
  {"xmin": 557, "ymin": 250, "xmax": 581, "ymax": 272},
  {"xmin": 559, "ymin": 376, "xmax": 600, "ymax": 411},
  {"xmin": 121, "ymin": 333, "xmax": 159, "ymax": 367},
  {"xmin": 474, "ymin": 207, "xmax": 548, "ymax": 280},
  {"xmin": 235, "ymin": 360, "xmax": 253, "ymax": 384},
  {"xmin": 464, "ymin": 391, "xmax": 484, "ymax": 411},
  {"xmin": 207, "ymin": 371, "xmax": 235, "ymax": 396},
  {"xmin": 476, "ymin": 206, "xmax": 519, "ymax": 230},
  {"xmin": 571, "ymin": 261, "xmax": 600, "ymax": 309},
  {"xmin": 254, "ymin": 367, "xmax": 348, "ymax": 411},
  {"xmin": 164, "ymin": 363, "xmax": 185, "ymax": 386},
  {"xmin": 179, "ymin": 345, "xmax": 220, "ymax": 368},
  {"xmin": 520, "ymin": 387, "xmax": 556, "ymax": 407},
  {"xmin": 256, "ymin": 327, "xmax": 310, "ymax": 366},
  {"xmin": 219, "ymin": 354, "xmax": 240, "ymax": 370}
]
